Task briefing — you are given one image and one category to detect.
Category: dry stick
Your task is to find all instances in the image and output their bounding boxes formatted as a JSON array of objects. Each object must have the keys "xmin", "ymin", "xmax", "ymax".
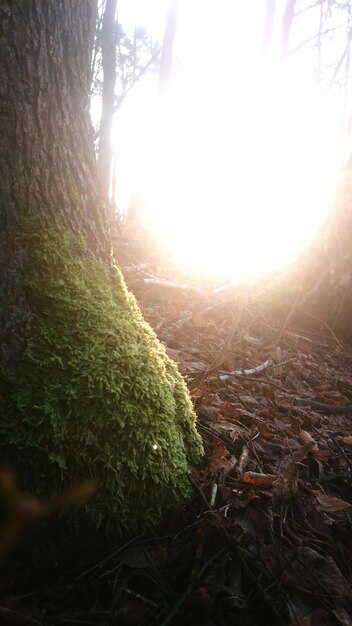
[
  {"xmin": 159, "ymin": 548, "xmax": 226, "ymax": 626},
  {"xmin": 143, "ymin": 278, "xmax": 204, "ymax": 293},
  {"xmin": 123, "ymin": 587, "xmax": 157, "ymax": 608},
  {"xmin": 161, "ymin": 475, "xmax": 228, "ymax": 626},
  {"xmin": 223, "ymin": 375, "xmax": 290, "ymax": 394},
  {"xmin": 187, "ymin": 475, "xmax": 287, "ymax": 626},
  {"xmin": 219, "ymin": 358, "xmax": 273, "ymax": 381},
  {"xmin": 220, "ymin": 530, "xmax": 287, "ymax": 625},
  {"xmin": 187, "ymin": 471, "xmax": 212, "ymax": 510},
  {"xmin": 55, "ymin": 609, "xmax": 118, "ymax": 624}
]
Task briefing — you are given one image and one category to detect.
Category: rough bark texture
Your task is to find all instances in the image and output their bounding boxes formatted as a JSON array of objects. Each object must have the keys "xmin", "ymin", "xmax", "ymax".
[
  {"xmin": 0, "ymin": 0, "xmax": 202, "ymax": 533},
  {"xmin": 0, "ymin": 0, "xmax": 108, "ymax": 379}
]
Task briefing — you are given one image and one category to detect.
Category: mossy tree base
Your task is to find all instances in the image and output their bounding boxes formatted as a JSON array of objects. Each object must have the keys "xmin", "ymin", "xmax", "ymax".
[{"xmin": 0, "ymin": 218, "xmax": 203, "ymax": 533}]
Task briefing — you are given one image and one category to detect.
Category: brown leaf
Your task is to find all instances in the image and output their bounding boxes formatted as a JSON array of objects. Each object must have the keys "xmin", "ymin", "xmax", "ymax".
[
  {"xmin": 298, "ymin": 430, "xmax": 326, "ymax": 462},
  {"xmin": 288, "ymin": 608, "xmax": 337, "ymax": 626},
  {"xmin": 197, "ymin": 404, "xmax": 220, "ymax": 421},
  {"xmin": 299, "ymin": 430, "xmax": 318, "ymax": 449},
  {"xmin": 265, "ymin": 545, "xmax": 352, "ymax": 605},
  {"xmin": 272, "ymin": 474, "xmax": 298, "ymax": 499},
  {"xmin": 206, "ymin": 438, "xmax": 230, "ymax": 474},
  {"xmin": 241, "ymin": 472, "xmax": 276, "ymax": 487},
  {"xmin": 315, "ymin": 493, "xmax": 352, "ymax": 518},
  {"xmin": 239, "ymin": 394, "xmax": 260, "ymax": 406},
  {"xmin": 191, "ymin": 384, "xmax": 208, "ymax": 399},
  {"xmin": 338, "ymin": 436, "xmax": 352, "ymax": 446},
  {"xmin": 221, "ymin": 401, "xmax": 241, "ymax": 416},
  {"xmin": 187, "ymin": 586, "xmax": 213, "ymax": 609}
]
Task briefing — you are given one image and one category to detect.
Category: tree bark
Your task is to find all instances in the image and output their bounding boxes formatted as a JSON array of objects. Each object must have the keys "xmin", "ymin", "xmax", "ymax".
[
  {"xmin": 0, "ymin": 0, "xmax": 202, "ymax": 533},
  {"xmin": 0, "ymin": 0, "xmax": 108, "ymax": 379}
]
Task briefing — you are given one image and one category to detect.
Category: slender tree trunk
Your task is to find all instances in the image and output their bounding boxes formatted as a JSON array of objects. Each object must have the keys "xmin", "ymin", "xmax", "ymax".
[
  {"xmin": 159, "ymin": 0, "xmax": 178, "ymax": 96},
  {"xmin": 281, "ymin": 0, "xmax": 296, "ymax": 59},
  {"xmin": 97, "ymin": 0, "xmax": 118, "ymax": 200},
  {"xmin": 262, "ymin": 0, "xmax": 276, "ymax": 57}
]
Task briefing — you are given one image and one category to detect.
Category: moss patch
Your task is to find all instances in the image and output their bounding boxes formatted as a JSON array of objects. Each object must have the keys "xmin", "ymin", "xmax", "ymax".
[{"xmin": 0, "ymin": 218, "xmax": 203, "ymax": 533}]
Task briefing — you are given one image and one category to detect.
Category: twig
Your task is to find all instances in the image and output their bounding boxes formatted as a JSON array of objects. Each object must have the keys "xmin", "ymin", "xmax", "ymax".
[{"xmin": 219, "ymin": 359, "xmax": 274, "ymax": 381}]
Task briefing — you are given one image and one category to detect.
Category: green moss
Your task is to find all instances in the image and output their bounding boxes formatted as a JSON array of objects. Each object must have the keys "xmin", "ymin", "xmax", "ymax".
[{"xmin": 0, "ymin": 217, "xmax": 203, "ymax": 533}]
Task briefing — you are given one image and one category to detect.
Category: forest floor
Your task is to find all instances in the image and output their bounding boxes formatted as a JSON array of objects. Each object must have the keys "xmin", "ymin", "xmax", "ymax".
[{"xmin": 1, "ymin": 220, "xmax": 352, "ymax": 626}]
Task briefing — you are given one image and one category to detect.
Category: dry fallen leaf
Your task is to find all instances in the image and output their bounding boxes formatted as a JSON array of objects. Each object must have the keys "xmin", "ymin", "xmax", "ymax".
[
  {"xmin": 298, "ymin": 430, "xmax": 326, "ymax": 462},
  {"xmin": 337, "ymin": 436, "xmax": 352, "ymax": 446},
  {"xmin": 315, "ymin": 492, "xmax": 352, "ymax": 518},
  {"xmin": 205, "ymin": 438, "xmax": 230, "ymax": 475},
  {"xmin": 288, "ymin": 608, "xmax": 337, "ymax": 626},
  {"xmin": 265, "ymin": 545, "xmax": 352, "ymax": 605},
  {"xmin": 241, "ymin": 472, "xmax": 276, "ymax": 487}
]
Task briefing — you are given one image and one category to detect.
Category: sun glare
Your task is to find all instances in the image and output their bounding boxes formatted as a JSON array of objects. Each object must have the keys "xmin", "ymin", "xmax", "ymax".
[{"xmin": 113, "ymin": 1, "xmax": 344, "ymax": 283}]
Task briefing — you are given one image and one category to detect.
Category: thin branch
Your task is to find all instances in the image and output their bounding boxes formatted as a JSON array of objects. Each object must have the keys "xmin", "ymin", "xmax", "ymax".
[
  {"xmin": 113, "ymin": 48, "xmax": 161, "ymax": 112},
  {"xmin": 295, "ymin": 0, "xmax": 328, "ymax": 18}
]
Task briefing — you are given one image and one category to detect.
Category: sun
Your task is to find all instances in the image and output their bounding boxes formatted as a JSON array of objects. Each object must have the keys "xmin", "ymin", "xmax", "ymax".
[{"xmin": 112, "ymin": 3, "xmax": 344, "ymax": 283}]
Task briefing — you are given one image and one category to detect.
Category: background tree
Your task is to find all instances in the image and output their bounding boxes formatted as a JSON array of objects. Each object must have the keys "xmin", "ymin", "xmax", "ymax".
[
  {"xmin": 262, "ymin": 0, "xmax": 276, "ymax": 57},
  {"xmin": 92, "ymin": 1, "xmax": 160, "ymax": 201},
  {"xmin": 0, "ymin": 0, "xmax": 202, "ymax": 533},
  {"xmin": 281, "ymin": 0, "xmax": 296, "ymax": 59},
  {"xmin": 259, "ymin": 0, "xmax": 352, "ymax": 335},
  {"xmin": 96, "ymin": 0, "xmax": 118, "ymax": 199},
  {"xmin": 159, "ymin": 0, "xmax": 178, "ymax": 96}
]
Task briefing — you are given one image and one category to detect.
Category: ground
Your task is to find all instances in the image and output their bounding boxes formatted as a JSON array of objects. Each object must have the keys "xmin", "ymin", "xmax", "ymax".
[{"xmin": 0, "ymin": 219, "xmax": 351, "ymax": 626}]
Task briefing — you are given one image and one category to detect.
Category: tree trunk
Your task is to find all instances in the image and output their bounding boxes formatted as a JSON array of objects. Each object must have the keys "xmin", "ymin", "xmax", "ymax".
[
  {"xmin": 97, "ymin": 0, "xmax": 118, "ymax": 200},
  {"xmin": 0, "ymin": 0, "xmax": 202, "ymax": 534},
  {"xmin": 159, "ymin": 0, "xmax": 178, "ymax": 96},
  {"xmin": 281, "ymin": 0, "xmax": 296, "ymax": 59},
  {"xmin": 0, "ymin": 0, "xmax": 108, "ymax": 379},
  {"xmin": 262, "ymin": 0, "xmax": 276, "ymax": 57},
  {"xmin": 264, "ymin": 161, "xmax": 352, "ymax": 339},
  {"xmin": 295, "ymin": 162, "xmax": 352, "ymax": 336}
]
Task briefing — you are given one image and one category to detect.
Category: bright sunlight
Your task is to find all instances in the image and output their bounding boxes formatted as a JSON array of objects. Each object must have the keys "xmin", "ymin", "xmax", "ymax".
[{"xmin": 113, "ymin": 0, "xmax": 346, "ymax": 283}]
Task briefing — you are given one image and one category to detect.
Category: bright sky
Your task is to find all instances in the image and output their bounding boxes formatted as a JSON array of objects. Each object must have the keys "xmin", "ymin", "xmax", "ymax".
[{"xmin": 112, "ymin": 0, "xmax": 347, "ymax": 283}]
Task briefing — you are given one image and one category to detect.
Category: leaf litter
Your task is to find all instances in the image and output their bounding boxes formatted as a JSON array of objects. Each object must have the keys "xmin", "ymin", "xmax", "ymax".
[{"xmin": 1, "ymin": 225, "xmax": 352, "ymax": 626}]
